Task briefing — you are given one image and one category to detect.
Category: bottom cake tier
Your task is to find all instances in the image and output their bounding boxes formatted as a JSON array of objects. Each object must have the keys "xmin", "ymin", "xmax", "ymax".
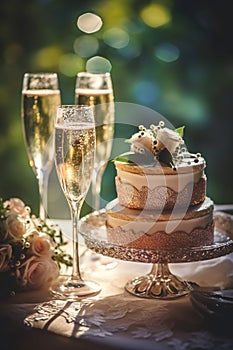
[{"xmin": 106, "ymin": 197, "xmax": 214, "ymax": 250}]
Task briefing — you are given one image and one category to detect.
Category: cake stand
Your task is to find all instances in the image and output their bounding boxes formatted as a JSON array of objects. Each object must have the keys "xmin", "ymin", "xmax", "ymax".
[{"xmin": 80, "ymin": 210, "xmax": 233, "ymax": 300}]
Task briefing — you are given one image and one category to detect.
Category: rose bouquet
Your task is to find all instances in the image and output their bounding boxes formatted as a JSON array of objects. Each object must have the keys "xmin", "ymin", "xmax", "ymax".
[{"xmin": 0, "ymin": 197, "xmax": 72, "ymax": 297}]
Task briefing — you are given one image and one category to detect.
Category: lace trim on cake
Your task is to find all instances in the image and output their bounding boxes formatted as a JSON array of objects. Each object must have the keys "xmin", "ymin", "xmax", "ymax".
[
  {"xmin": 117, "ymin": 176, "xmax": 205, "ymax": 209},
  {"xmin": 107, "ymin": 222, "xmax": 213, "ymax": 238}
]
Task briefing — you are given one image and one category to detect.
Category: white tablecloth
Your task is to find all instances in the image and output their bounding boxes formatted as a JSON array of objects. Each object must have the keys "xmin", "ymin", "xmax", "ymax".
[{"xmin": 1, "ymin": 219, "xmax": 233, "ymax": 350}]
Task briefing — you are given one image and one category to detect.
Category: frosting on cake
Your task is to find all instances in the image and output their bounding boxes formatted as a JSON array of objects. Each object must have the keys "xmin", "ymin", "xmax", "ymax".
[
  {"xmin": 106, "ymin": 197, "xmax": 213, "ymax": 235},
  {"xmin": 116, "ymin": 162, "xmax": 204, "ymax": 192},
  {"xmin": 106, "ymin": 197, "xmax": 214, "ymax": 249}
]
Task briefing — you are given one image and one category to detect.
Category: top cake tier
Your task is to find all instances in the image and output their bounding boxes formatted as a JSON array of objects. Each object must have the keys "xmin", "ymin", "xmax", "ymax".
[
  {"xmin": 113, "ymin": 122, "xmax": 206, "ymax": 210},
  {"xmin": 115, "ymin": 158, "xmax": 206, "ymax": 210}
]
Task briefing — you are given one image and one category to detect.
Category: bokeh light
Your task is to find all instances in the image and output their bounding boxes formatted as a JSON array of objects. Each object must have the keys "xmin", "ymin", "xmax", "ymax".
[
  {"xmin": 94, "ymin": 1, "xmax": 128, "ymax": 27},
  {"xmin": 77, "ymin": 12, "xmax": 103, "ymax": 34},
  {"xmin": 133, "ymin": 81, "xmax": 160, "ymax": 106},
  {"xmin": 33, "ymin": 46, "xmax": 62, "ymax": 69},
  {"xmin": 73, "ymin": 35, "xmax": 99, "ymax": 57},
  {"xmin": 140, "ymin": 4, "xmax": 171, "ymax": 28},
  {"xmin": 123, "ymin": 19, "xmax": 145, "ymax": 35},
  {"xmin": 59, "ymin": 53, "xmax": 84, "ymax": 77},
  {"xmin": 103, "ymin": 28, "xmax": 130, "ymax": 49},
  {"xmin": 86, "ymin": 56, "xmax": 112, "ymax": 73},
  {"xmin": 118, "ymin": 40, "xmax": 141, "ymax": 59},
  {"xmin": 155, "ymin": 43, "xmax": 180, "ymax": 63}
]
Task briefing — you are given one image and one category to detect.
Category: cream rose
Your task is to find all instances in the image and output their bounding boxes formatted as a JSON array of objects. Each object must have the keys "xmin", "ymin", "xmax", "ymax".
[
  {"xmin": 5, "ymin": 214, "xmax": 25, "ymax": 242},
  {"xmin": 156, "ymin": 127, "xmax": 184, "ymax": 154},
  {"xmin": 18, "ymin": 256, "xmax": 59, "ymax": 290},
  {"xmin": 28, "ymin": 233, "xmax": 53, "ymax": 258},
  {"xmin": 130, "ymin": 130, "xmax": 153, "ymax": 154},
  {"xmin": 4, "ymin": 198, "xmax": 30, "ymax": 218},
  {"xmin": 0, "ymin": 244, "xmax": 12, "ymax": 272}
]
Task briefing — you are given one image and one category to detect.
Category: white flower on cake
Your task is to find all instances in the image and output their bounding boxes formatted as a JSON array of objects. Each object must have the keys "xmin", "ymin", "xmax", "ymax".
[
  {"xmin": 129, "ymin": 122, "xmax": 184, "ymax": 157},
  {"xmin": 130, "ymin": 130, "xmax": 153, "ymax": 154},
  {"xmin": 156, "ymin": 127, "xmax": 184, "ymax": 155},
  {"xmin": 115, "ymin": 122, "xmax": 202, "ymax": 170}
]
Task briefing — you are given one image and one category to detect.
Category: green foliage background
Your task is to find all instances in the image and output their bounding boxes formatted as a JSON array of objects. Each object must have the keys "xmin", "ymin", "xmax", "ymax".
[{"xmin": 0, "ymin": 0, "xmax": 232, "ymax": 218}]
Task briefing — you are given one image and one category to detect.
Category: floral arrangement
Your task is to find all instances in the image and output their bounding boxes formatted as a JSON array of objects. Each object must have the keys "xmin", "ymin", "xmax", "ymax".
[
  {"xmin": 0, "ymin": 197, "xmax": 72, "ymax": 297},
  {"xmin": 114, "ymin": 121, "xmax": 201, "ymax": 170}
]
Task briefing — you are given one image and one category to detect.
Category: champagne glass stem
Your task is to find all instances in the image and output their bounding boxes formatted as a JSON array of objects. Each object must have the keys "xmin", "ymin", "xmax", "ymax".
[
  {"xmin": 38, "ymin": 169, "xmax": 50, "ymax": 221},
  {"xmin": 92, "ymin": 162, "xmax": 105, "ymax": 211},
  {"xmin": 70, "ymin": 200, "xmax": 82, "ymax": 280}
]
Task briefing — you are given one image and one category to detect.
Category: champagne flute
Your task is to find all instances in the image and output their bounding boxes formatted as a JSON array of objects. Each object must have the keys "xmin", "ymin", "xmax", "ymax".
[
  {"xmin": 75, "ymin": 72, "xmax": 114, "ymax": 211},
  {"xmin": 51, "ymin": 105, "xmax": 101, "ymax": 299},
  {"xmin": 22, "ymin": 73, "xmax": 61, "ymax": 220},
  {"xmin": 75, "ymin": 72, "xmax": 116, "ymax": 270}
]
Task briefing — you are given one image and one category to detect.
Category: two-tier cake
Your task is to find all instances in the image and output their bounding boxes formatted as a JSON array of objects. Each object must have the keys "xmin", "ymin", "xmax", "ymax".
[{"xmin": 106, "ymin": 122, "xmax": 214, "ymax": 250}]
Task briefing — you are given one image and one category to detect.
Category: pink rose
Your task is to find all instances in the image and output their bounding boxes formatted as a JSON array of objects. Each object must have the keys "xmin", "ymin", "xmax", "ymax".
[
  {"xmin": 5, "ymin": 214, "xmax": 25, "ymax": 242},
  {"xmin": 17, "ymin": 256, "xmax": 59, "ymax": 290},
  {"xmin": 4, "ymin": 198, "xmax": 30, "ymax": 218},
  {"xmin": 28, "ymin": 233, "xmax": 53, "ymax": 258},
  {"xmin": 0, "ymin": 244, "xmax": 12, "ymax": 272}
]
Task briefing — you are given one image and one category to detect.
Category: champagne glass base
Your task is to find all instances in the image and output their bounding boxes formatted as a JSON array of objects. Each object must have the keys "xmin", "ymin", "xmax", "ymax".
[{"xmin": 50, "ymin": 275, "xmax": 101, "ymax": 300}]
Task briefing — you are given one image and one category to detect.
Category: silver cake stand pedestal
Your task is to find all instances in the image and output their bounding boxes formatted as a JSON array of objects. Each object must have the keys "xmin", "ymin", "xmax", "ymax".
[{"xmin": 80, "ymin": 210, "xmax": 233, "ymax": 300}]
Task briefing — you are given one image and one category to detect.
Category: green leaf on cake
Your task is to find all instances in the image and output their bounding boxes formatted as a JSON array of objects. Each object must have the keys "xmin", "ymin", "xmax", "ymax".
[
  {"xmin": 113, "ymin": 150, "xmax": 176, "ymax": 168},
  {"xmin": 124, "ymin": 139, "xmax": 131, "ymax": 144},
  {"xmin": 113, "ymin": 151, "xmax": 155, "ymax": 165},
  {"xmin": 175, "ymin": 126, "xmax": 185, "ymax": 138},
  {"xmin": 113, "ymin": 152, "xmax": 134, "ymax": 163}
]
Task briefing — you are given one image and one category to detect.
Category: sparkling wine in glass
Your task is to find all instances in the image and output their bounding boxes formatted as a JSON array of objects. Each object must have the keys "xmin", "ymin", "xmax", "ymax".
[
  {"xmin": 22, "ymin": 73, "xmax": 61, "ymax": 220},
  {"xmin": 75, "ymin": 72, "xmax": 114, "ymax": 211},
  {"xmin": 51, "ymin": 105, "xmax": 101, "ymax": 299}
]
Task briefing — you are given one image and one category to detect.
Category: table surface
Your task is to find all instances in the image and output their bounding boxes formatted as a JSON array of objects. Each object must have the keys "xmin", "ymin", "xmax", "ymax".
[{"xmin": 1, "ymin": 219, "xmax": 233, "ymax": 350}]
